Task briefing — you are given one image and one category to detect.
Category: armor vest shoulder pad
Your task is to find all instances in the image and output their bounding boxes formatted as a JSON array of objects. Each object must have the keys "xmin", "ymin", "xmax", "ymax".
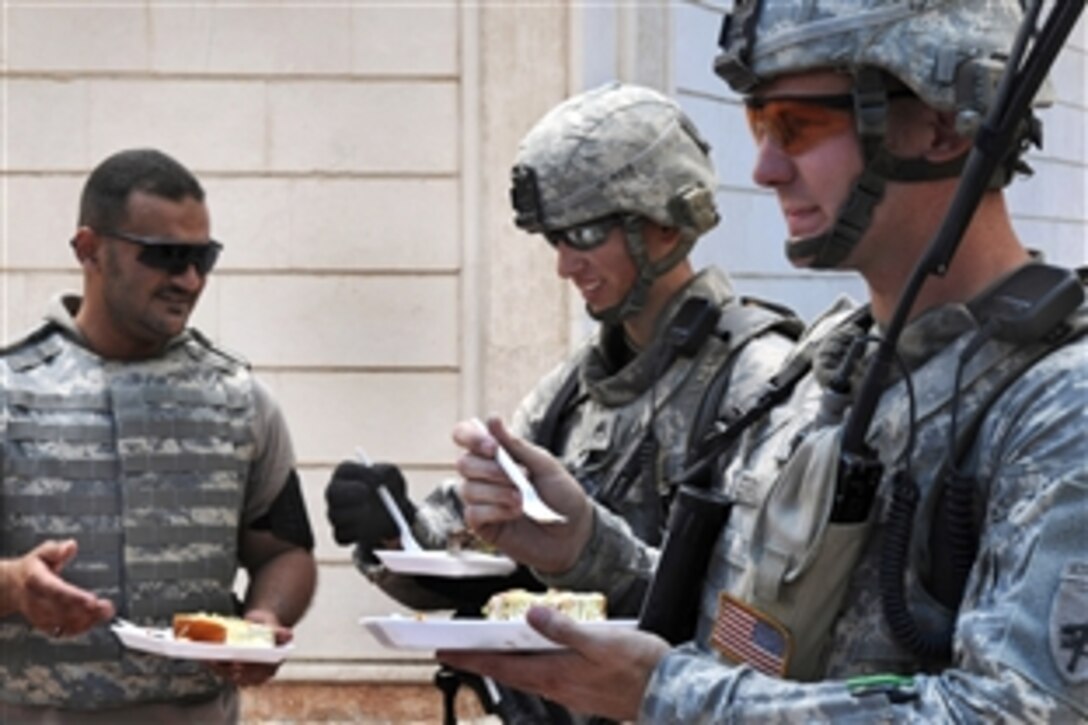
[
  {"xmin": 714, "ymin": 296, "xmax": 804, "ymax": 349},
  {"xmin": 684, "ymin": 299, "xmax": 804, "ymax": 460},
  {"xmin": 185, "ymin": 328, "xmax": 251, "ymax": 372},
  {"xmin": 0, "ymin": 322, "xmax": 67, "ymax": 372},
  {"xmin": 533, "ymin": 350, "xmax": 591, "ymax": 455}
]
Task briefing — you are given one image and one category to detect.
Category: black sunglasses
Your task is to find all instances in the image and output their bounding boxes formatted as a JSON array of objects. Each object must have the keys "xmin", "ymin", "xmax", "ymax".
[
  {"xmin": 544, "ymin": 214, "xmax": 629, "ymax": 251},
  {"xmin": 98, "ymin": 230, "xmax": 223, "ymax": 276}
]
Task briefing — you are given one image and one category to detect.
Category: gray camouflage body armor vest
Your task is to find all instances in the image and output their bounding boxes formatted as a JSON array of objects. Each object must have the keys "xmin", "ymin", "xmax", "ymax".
[
  {"xmin": 519, "ymin": 268, "xmax": 798, "ymax": 553},
  {"xmin": 400, "ymin": 268, "xmax": 798, "ymax": 620},
  {"xmin": 0, "ymin": 322, "xmax": 257, "ymax": 710},
  {"xmin": 700, "ymin": 269, "xmax": 1087, "ymax": 681}
]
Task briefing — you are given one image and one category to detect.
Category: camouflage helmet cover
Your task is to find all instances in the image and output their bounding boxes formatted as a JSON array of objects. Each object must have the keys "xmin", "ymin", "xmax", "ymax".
[
  {"xmin": 511, "ymin": 82, "xmax": 719, "ymax": 240},
  {"xmin": 716, "ymin": 0, "xmax": 1040, "ymax": 131}
]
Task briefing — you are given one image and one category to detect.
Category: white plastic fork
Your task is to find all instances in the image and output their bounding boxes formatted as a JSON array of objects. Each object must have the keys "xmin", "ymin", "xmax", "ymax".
[
  {"xmin": 471, "ymin": 418, "xmax": 566, "ymax": 524},
  {"xmin": 377, "ymin": 486, "xmax": 424, "ymax": 552},
  {"xmin": 355, "ymin": 447, "xmax": 424, "ymax": 552}
]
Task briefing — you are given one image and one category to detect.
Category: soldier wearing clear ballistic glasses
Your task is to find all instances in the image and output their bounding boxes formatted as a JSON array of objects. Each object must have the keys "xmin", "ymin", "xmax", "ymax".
[
  {"xmin": 441, "ymin": 1, "xmax": 1087, "ymax": 722},
  {"xmin": 0, "ymin": 148, "xmax": 318, "ymax": 724},
  {"xmin": 324, "ymin": 83, "xmax": 800, "ymax": 722}
]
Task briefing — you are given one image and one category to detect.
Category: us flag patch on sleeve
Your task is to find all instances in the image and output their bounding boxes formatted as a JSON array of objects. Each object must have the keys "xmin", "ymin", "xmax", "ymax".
[
  {"xmin": 711, "ymin": 593, "xmax": 792, "ymax": 677},
  {"xmin": 1051, "ymin": 561, "xmax": 1088, "ymax": 684}
]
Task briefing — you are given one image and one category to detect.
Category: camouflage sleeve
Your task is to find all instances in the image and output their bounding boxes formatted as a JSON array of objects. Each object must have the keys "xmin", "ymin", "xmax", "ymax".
[
  {"xmin": 537, "ymin": 503, "xmax": 659, "ymax": 606},
  {"xmin": 640, "ymin": 341, "xmax": 1087, "ymax": 722},
  {"xmin": 356, "ymin": 356, "xmax": 580, "ymax": 609},
  {"xmin": 413, "ymin": 478, "xmax": 471, "ymax": 549},
  {"xmin": 394, "ymin": 350, "xmax": 578, "ymax": 558},
  {"xmin": 356, "ymin": 479, "xmax": 472, "ymax": 610}
]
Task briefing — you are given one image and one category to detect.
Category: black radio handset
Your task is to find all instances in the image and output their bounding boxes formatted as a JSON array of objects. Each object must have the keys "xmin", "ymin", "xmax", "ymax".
[
  {"xmin": 667, "ymin": 297, "xmax": 721, "ymax": 357},
  {"xmin": 969, "ymin": 263, "xmax": 1084, "ymax": 347}
]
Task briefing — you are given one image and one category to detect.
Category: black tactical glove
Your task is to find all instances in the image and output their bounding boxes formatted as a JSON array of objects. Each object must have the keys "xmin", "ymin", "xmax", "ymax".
[{"xmin": 325, "ymin": 461, "xmax": 417, "ymax": 548}]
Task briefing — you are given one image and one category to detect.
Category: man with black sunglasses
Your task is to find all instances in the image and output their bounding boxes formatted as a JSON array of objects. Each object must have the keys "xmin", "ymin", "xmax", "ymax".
[
  {"xmin": 324, "ymin": 82, "xmax": 801, "ymax": 722},
  {"xmin": 440, "ymin": 1, "xmax": 1086, "ymax": 723},
  {"xmin": 0, "ymin": 148, "xmax": 317, "ymax": 723}
]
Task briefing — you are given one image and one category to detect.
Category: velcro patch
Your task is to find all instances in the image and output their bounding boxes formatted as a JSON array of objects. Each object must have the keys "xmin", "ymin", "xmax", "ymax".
[
  {"xmin": 1050, "ymin": 561, "xmax": 1088, "ymax": 684},
  {"xmin": 710, "ymin": 593, "xmax": 792, "ymax": 677}
]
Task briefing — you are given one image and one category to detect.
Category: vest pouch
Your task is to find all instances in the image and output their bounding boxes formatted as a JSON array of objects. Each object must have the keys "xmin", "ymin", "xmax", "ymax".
[{"xmin": 735, "ymin": 425, "xmax": 874, "ymax": 680}]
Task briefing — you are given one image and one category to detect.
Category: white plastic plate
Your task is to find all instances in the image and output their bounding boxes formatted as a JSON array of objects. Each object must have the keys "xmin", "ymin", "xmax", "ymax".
[
  {"xmin": 111, "ymin": 620, "xmax": 293, "ymax": 664},
  {"xmin": 361, "ymin": 615, "xmax": 638, "ymax": 651},
  {"xmin": 374, "ymin": 549, "xmax": 517, "ymax": 578}
]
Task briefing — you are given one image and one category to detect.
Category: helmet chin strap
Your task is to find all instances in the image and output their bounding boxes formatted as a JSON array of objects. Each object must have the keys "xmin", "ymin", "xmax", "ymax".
[
  {"xmin": 590, "ymin": 217, "xmax": 696, "ymax": 325},
  {"xmin": 786, "ymin": 165, "xmax": 886, "ymax": 269},
  {"xmin": 786, "ymin": 69, "xmax": 969, "ymax": 270}
]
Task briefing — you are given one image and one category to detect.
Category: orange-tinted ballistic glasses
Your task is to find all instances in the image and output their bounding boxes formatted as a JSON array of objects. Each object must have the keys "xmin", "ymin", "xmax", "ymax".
[{"xmin": 744, "ymin": 93, "xmax": 855, "ymax": 156}]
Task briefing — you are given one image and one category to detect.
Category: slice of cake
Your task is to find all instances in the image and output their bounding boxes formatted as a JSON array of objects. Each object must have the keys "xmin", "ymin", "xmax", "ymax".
[
  {"xmin": 482, "ymin": 589, "xmax": 606, "ymax": 621},
  {"xmin": 172, "ymin": 613, "xmax": 276, "ymax": 647}
]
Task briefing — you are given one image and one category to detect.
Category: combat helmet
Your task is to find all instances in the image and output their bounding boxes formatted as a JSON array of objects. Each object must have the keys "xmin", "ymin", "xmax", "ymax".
[
  {"xmin": 715, "ymin": 0, "xmax": 1041, "ymax": 268},
  {"xmin": 510, "ymin": 82, "xmax": 720, "ymax": 323}
]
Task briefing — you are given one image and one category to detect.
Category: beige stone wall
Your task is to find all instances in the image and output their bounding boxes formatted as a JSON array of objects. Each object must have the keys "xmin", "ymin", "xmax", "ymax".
[{"xmin": 0, "ymin": 1, "xmax": 578, "ymax": 712}]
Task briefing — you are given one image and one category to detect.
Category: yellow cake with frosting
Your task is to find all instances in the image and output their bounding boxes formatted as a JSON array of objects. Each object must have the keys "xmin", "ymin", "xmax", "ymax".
[
  {"xmin": 172, "ymin": 613, "xmax": 276, "ymax": 647},
  {"xmin": 482, "ymin": 589, "xmax": 606, "ymax": 621}
]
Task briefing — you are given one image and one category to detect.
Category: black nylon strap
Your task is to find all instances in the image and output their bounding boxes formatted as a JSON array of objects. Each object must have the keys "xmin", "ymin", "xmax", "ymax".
[{"xmin": 534, "ymin": 364, "xmax": 588, "ymax": 456}]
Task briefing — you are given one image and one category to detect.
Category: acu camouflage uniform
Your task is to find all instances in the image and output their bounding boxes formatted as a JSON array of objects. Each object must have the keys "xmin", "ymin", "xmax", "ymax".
[
  {"xmin": 552, "ymin": 0, "xmax": 1088, "ymax": 720},
  {"xmin": 0, "ymin": 295, "xmax": 294, "ymax": 712},
  {"xmin": 360, "ymin": 83, "xmax": 799, "ymax": 619},
  {"xmin": 364, "ymin": 266, "xmax": 796, "ymax": 617},
  {"xmin": 545, "ymin": 281, "xmax": 1088, "ymax": 722}
]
